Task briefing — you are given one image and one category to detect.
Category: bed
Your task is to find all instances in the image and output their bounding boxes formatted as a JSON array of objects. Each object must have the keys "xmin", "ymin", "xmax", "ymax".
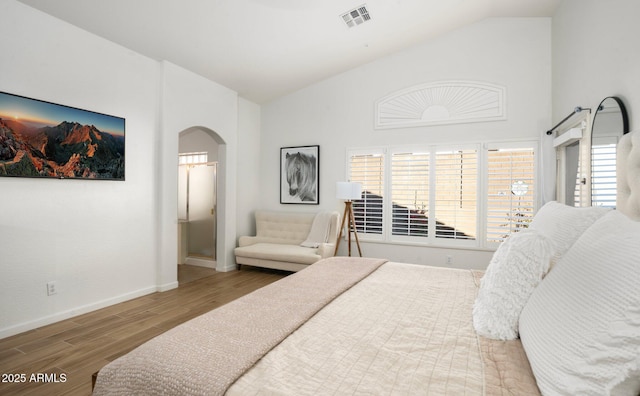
[{"xmin": 93, "ymin": 129, "xmax": 640, "ymax": 396}]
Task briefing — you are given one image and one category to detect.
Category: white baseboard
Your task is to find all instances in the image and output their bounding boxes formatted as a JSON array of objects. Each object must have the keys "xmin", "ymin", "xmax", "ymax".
[
  {"xmin": 216, "ymin": 264, "xmax": 236, "ymax": 272},
  {"xmin": 157, "ymin": 281, "xmax": 179, "ymax": 292},
  {"xmin": 0, "ymin": 285, "xmax": 161, "ymax": 340}
]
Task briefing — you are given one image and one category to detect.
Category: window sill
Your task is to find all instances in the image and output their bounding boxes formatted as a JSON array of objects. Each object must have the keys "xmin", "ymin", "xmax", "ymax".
[{"xmin": 346, "ymin": 236, "xmax": 497, "ymax": 253}]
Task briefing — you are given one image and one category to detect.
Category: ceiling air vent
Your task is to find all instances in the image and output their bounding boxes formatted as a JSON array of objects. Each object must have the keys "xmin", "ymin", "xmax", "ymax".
[{"xmin": 341, "ymin": 5, "xmax": 371, "ymax": 28}]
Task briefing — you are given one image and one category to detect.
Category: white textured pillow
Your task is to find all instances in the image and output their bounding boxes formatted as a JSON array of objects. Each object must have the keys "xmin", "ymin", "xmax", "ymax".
[
  {"xmin": 520, "ymin": 210, "xmax": 640, "ymax": 396},
  {"xmin": 473, "ymin": 229, "xmax": 554, "ymax": 340},
  {"xmin": 529, "ymin": 201, "xmax": 610, "ymax": 267}
]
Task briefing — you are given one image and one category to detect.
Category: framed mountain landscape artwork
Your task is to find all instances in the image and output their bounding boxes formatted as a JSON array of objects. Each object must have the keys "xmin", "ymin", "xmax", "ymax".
[{"xmin": 0, "ymin": 91, "xmax": 125, "ymax": 180}]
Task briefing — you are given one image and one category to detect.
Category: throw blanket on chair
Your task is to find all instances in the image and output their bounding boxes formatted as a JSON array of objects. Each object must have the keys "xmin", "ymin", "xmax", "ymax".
[{"xmin": 300, "ymin": 211, "xmax": 334, "ymax": 248}]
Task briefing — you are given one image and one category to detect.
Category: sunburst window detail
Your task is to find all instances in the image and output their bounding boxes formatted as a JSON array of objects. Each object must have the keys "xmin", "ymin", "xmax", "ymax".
[{"xmin": 375, "ymin": 81, "xmax": 506, "ymax": 129}]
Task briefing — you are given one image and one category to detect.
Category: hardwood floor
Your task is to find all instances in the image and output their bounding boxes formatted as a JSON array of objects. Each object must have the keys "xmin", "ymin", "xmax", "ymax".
[
  {"xmin": 0, "ymin": 266, "xmax": 288, "ymax": 396},
  {"xmin": 177, "ymin": 263, "xmax": 217, "ymax": 284}
]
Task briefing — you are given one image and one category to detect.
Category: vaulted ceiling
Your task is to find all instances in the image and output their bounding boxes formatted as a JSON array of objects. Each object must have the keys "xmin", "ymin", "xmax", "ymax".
[{"xmin": 18, "ymin": 0, "xmax": 560, "ymax": 103}]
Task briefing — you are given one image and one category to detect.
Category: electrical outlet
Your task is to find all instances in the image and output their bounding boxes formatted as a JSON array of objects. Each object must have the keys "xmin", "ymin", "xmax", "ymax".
[
  {"xmin": 47, "ymin": 281, "xmax": 57, "ymax": 296},
  {"xmin": 445, "ymin": 255, "xmax": 453, "ymax": 265}
]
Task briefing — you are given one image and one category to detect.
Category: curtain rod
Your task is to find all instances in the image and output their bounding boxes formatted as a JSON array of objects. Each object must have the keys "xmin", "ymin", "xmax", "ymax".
[{"xmin": 546, "ymin": 106, "xmax": 591, "ymax": 135}]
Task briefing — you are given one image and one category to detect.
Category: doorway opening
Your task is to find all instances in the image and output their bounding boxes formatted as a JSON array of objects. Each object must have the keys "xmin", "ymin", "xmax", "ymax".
[
  {"xmin": 179, "ymin": 159, "xmax": 217, "ymax": 264},
  {"xmin": 177, "ymin": 128, "xmax": 221, "ymax": 271}
]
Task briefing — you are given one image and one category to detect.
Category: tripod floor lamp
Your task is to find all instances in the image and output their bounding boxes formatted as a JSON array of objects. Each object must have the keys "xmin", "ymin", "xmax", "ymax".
[{"xmin": 334, "ymin": 182, "xmax": 363, "ymax": 257}]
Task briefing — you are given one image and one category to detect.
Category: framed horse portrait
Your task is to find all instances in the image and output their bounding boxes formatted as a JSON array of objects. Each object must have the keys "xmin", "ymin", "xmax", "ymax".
[{"xmin": 280, "ymin": 145, "xmax": 319, "ymax": 204}]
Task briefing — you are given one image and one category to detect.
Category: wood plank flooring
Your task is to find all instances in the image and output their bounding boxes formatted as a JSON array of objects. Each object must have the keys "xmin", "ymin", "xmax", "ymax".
[{"xmin": 0, "ymin": 266, "xmax": 288, "ymax": 396}]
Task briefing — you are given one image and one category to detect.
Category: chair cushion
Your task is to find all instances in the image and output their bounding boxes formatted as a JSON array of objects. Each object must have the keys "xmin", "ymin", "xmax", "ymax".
[
  {"xmin": 234, "ymin": 243, "xmax": 321, "ymax": 265},
  {"xmin": 255, "ymin": 211, "xmax": 314, "ymax": 242}
]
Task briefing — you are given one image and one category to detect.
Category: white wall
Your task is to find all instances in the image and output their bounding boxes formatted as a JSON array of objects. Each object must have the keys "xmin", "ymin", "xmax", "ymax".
[
  {"xmin": 0, "ymin": 1, "xmax": 160, "ymax": 337},
  {"xmin": 236, "ymin": 98, "xmax": 262, "ymax": 239},
  {"xmin": 260, "ymin": 18, "xmax": 552, "ymax": 269},
  {"xmin": 552, "ymin": 0, "xmax": 640, "ymax": 131},
  {"xmin": 0, "ymin": 1, "xmax": 245, "ymax": 338},
  {"xmin": 159, "ymin": 62, "xmax": 239, "ymax": 277}
]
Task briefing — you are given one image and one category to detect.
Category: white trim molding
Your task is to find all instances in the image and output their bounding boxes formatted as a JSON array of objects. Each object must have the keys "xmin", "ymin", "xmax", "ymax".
[
  {"xmin": 375, "ymin": 80, "xmax": 506, "ymax": 129},
  {"xmin": 0, "ymin": 285, "xmax": 161, "ymax": 339}
]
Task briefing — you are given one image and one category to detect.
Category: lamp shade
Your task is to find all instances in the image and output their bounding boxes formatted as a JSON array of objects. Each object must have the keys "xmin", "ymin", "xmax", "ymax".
[{"xmin": 336, "ymin": 182, "xmax": 362, "ymax": 200}]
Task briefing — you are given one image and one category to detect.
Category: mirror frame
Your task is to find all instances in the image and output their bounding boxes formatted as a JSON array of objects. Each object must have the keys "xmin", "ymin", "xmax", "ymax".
[
  {"xmin": 590, "ymin": 96, "xmax": 629, "ymax": 207},
  {"xmin": 592, "ymin": 96, "xmax": 629, "ymax": 136}
]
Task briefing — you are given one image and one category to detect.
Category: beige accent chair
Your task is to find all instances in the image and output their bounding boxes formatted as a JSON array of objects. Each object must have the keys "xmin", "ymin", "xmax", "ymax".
[{"xmin": 234, "ymin": 210, "xmax": 340, "ymax": 272}]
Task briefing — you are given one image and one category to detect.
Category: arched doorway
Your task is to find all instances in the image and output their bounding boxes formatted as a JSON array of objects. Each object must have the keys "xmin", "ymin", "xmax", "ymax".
[{"xmin": 176, "ymin": 126, "xmax": 226, "ymax": 272}]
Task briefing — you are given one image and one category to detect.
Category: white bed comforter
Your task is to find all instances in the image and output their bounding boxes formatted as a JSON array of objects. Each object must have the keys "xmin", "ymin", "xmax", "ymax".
[
  {"xmin": 229, "ymin": 262, "xmax": 485, "ymax": 395},
  {"xmin": 94, "ymin": 259, "xmax": 539, "ymax": 395}
]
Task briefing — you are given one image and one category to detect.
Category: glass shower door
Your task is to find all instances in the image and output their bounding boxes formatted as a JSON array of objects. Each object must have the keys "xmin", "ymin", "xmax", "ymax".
[{"xmin": 187, "ymin": 163, "xmax": 217, "ymax": 259}]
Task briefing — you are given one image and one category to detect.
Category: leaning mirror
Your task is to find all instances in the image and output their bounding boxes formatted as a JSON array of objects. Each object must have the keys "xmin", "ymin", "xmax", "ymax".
[{"xmin": 590, "ymin": 96, "xmax": 629, "ymax": 208}]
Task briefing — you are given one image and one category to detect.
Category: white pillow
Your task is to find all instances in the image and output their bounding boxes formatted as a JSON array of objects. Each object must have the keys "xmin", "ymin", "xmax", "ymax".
[
  {"xmin": 529, "ymin": 201, "xmax": 610, "ymax": 267},
  {"xmin": 473, "ymin": 229, "xmax": 554, "ymax": 340},
  {"xmin": 519, "ymin": 210, "xmax": 640, "ymax": 396}
]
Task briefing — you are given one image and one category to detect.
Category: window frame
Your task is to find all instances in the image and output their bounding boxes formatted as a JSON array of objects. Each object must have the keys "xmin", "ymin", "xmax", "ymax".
[
  {"xmin": 388, "ymin": 147, "xmax": 431, "ymax": 244},
  {"xmin": 347, "ymin": 147, "xmax": 386, "ymax": 242},
  {"xmin": 483, "ymin": 141, "xmax": 538, "ymax": 249},
  {"xmin": 346, "ymin": 139, "xmax": 539, "ymax": 250}
]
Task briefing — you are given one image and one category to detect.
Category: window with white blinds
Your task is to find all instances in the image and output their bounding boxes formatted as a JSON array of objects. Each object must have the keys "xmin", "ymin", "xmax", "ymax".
[
  {"xmin": 486, "ymin": 146, "xmax": 536, "ymax": 244},
  {"xmin": 434, "ymin": 149, "xmax": 477, "ymax": 241},
  {"xmin": 391, "ymin": 151, "xmax": 429, "ymax": 237},
  {"xmin": 347, "ymin": 141, "xmax": 537, "ymax": 248},
  {"xmin": 349, "ymin": 151, "xmax": 384, "ymax": 235}
]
